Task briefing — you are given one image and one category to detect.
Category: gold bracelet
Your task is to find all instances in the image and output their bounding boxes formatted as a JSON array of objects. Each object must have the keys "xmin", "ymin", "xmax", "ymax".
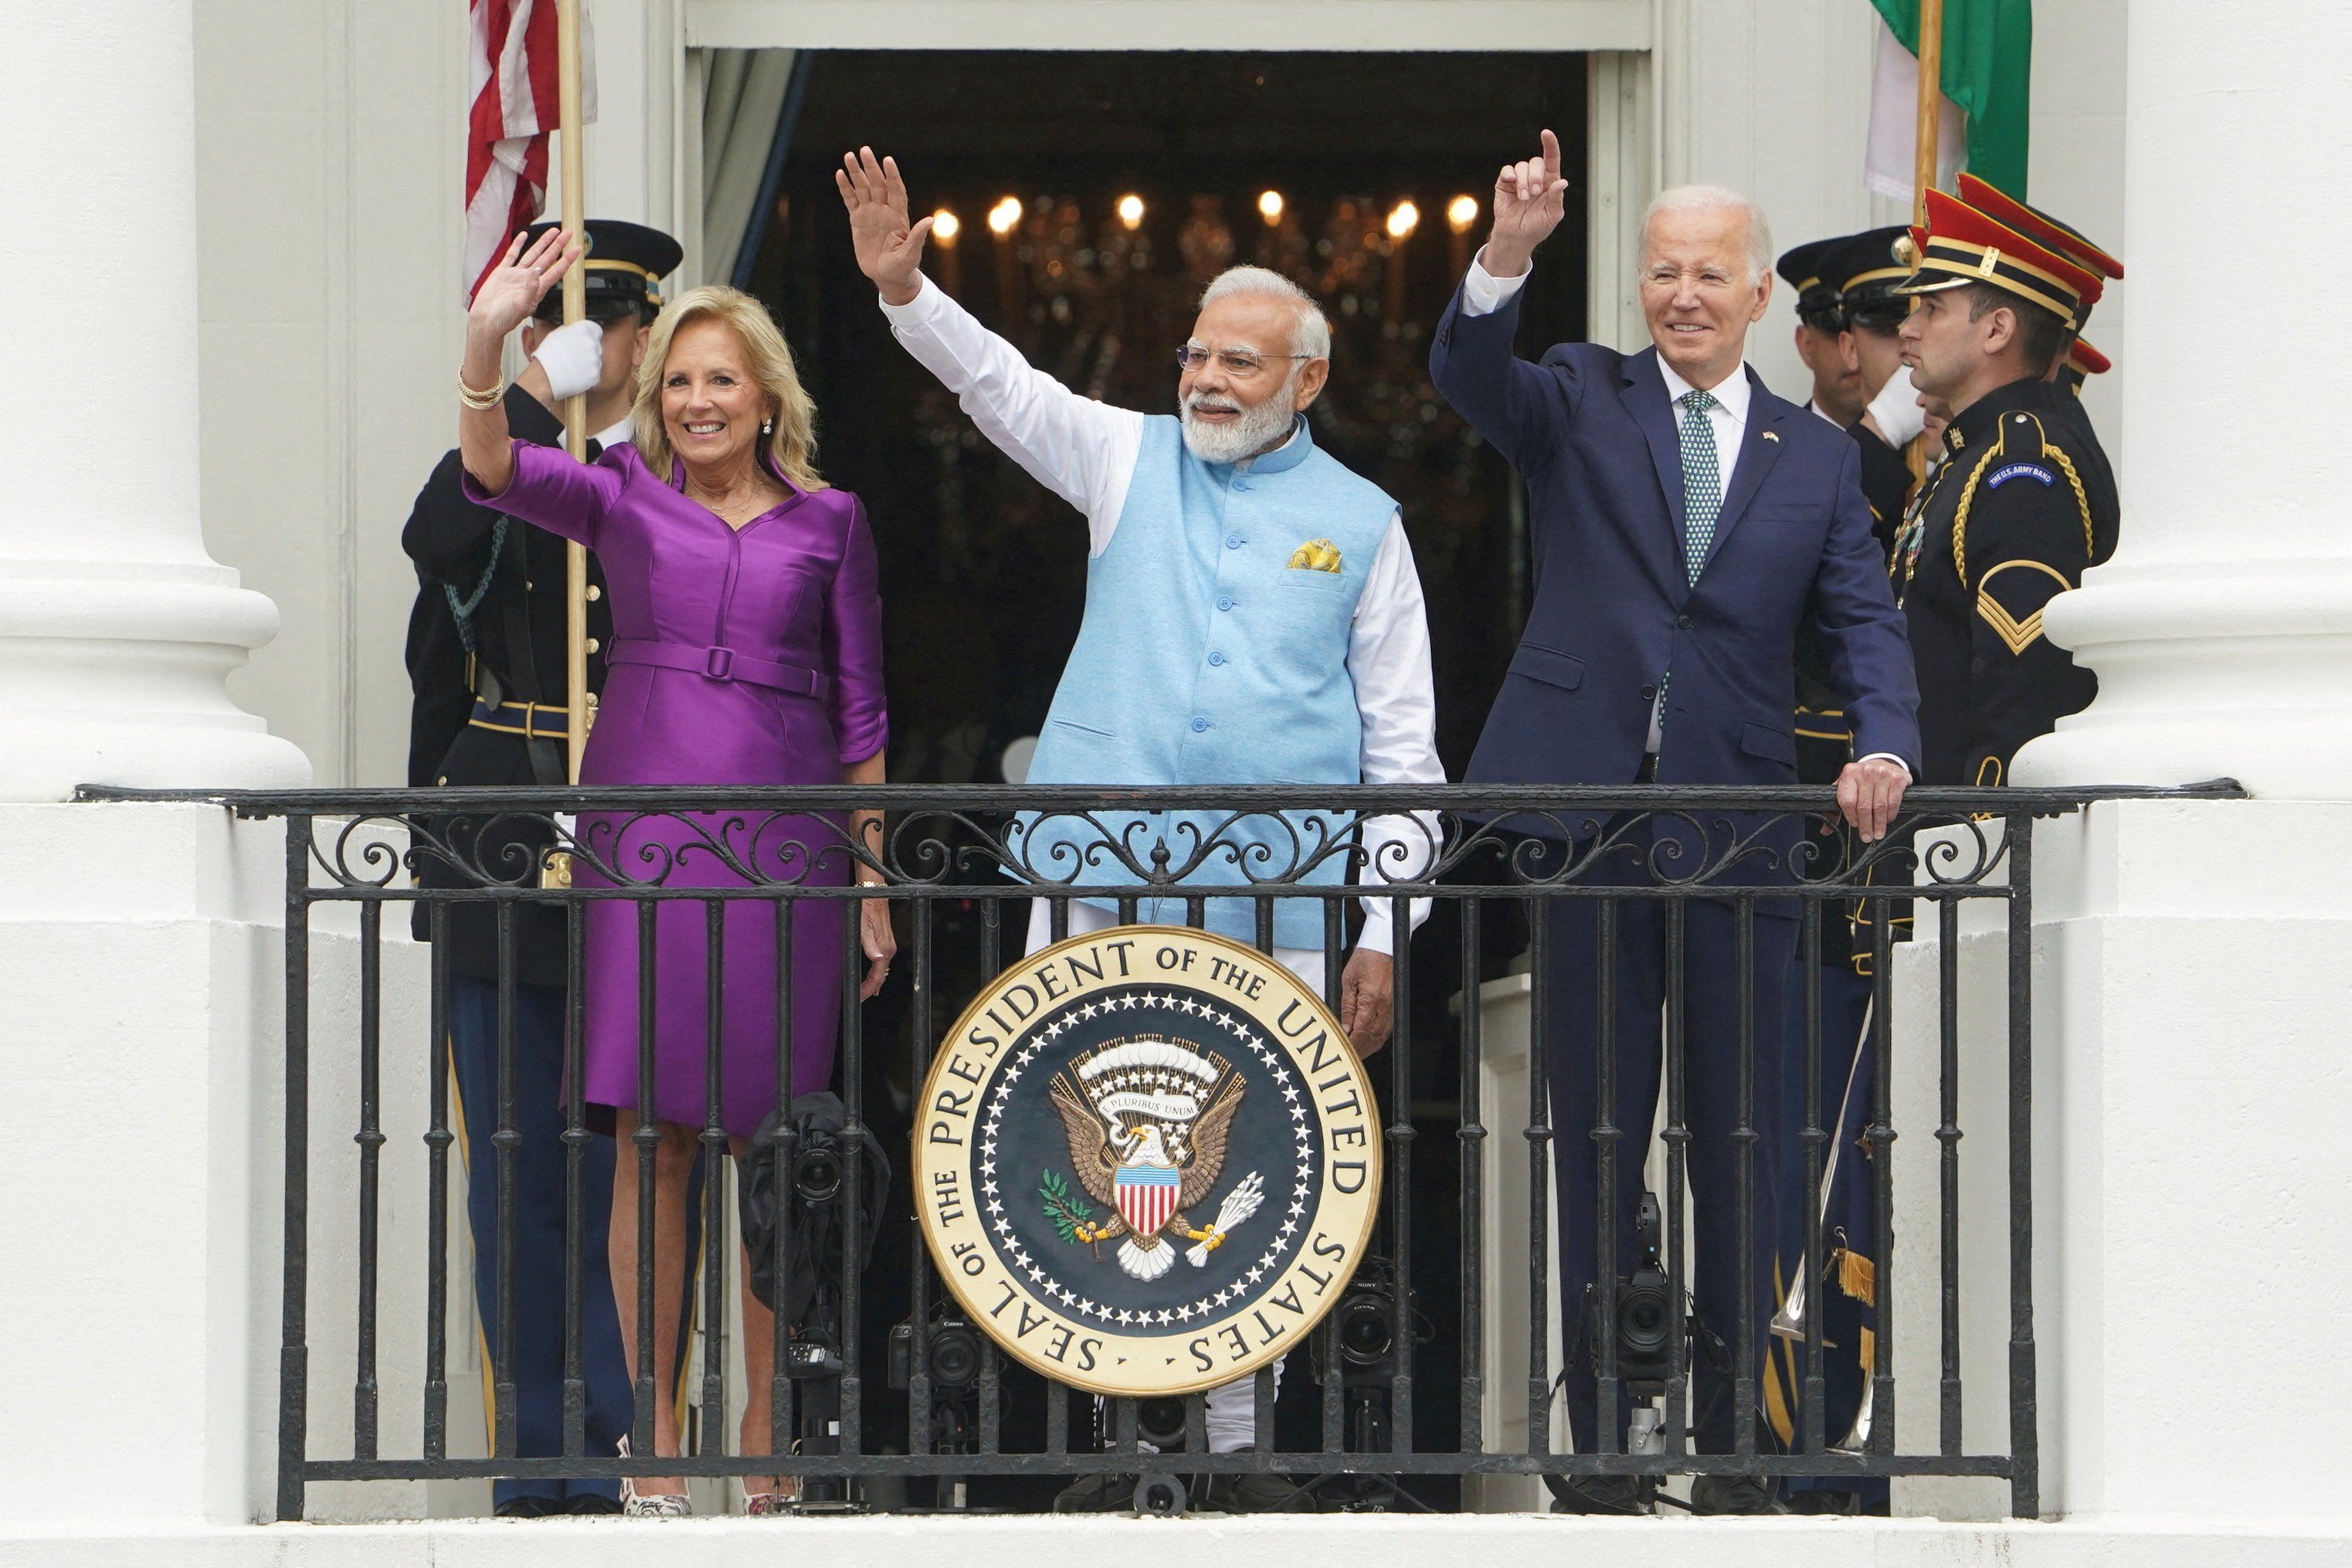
[{"xmin": 457, "ymin": 370, "xmax": 506, "ymax": 410}]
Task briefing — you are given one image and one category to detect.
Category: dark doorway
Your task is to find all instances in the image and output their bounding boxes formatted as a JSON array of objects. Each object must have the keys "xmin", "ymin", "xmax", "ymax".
[
  {"xmin": 738, "ymin": 48, "xmax": 1587, "ymax": 1510},
  {"xmin": 748, "ymin": 48, "xmax": 1587, "ymax": 784}
]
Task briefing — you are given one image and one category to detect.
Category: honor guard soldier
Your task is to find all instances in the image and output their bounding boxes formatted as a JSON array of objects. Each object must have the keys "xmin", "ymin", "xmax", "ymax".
[
  {"xmin": 400, "ymin": 217, "xmax": 682, "ymax": 1516},
  {"xmin": 1768, "ymin": 226, "xmax": 1919, "ymax": 1514},
  {"xmin": 1777, "ymin": 228, "xmax": 1919, "ymax": 782},
  {"xmin": 1891, "ymin": 190, "xmax": 2120, "ymax": 789},
  {"xmin": 1824, "ymin": 229, "xmax": 1921, "ymax": 543}
]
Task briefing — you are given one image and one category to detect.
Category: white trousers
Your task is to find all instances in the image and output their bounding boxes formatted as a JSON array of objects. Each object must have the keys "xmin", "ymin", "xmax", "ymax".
[{"xmin": 1022, "ymin": 898, "xmax": 1324, "ymax": 1454}]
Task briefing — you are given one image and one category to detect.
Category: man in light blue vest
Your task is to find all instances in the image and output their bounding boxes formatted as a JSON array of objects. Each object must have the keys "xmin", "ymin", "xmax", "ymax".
[{"xmin": 841, "ymin": 149, "xmax": 1441, "ymax": 1505}]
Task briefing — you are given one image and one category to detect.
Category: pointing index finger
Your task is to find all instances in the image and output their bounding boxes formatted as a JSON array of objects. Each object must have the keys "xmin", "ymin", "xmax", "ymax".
[{"xmin": 1540, "ymin": 127, "xmax": 1562, "ymax": 178}]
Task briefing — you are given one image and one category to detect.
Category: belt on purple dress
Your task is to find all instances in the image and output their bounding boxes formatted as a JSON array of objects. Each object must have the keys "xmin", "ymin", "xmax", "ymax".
[{"xmin": 605, "ymin": 637, "xmax": 833, "ymax": 701}]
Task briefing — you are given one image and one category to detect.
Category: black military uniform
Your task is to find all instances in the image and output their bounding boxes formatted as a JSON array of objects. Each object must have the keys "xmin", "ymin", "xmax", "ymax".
[
  {"xmin": 1892, "ymin": 378, "xmax": 2118, "ymax": 785},
  {"xmin": 400, "ymin": 216, "xmax": 681, "ymax": 1516},
  {"xmin": 1890, "ymin": 191, "xmax": 2120, "ymax": 786}
]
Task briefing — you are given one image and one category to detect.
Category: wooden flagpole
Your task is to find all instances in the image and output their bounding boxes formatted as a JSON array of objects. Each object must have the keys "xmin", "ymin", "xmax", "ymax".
[
  {"xmin": 1913, "ymin": 0, "xmax": 1945, "ymax": 226},
  {"xmin": 556, "ymin": 0, "xmax": 590, "ymax": 785},
  {"xmin": 1906, "ymin": 0, "xmax": 1946, "ymax": 484}
]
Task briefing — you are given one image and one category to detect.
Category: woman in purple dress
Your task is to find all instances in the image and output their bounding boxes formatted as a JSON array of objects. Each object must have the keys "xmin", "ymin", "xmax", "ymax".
[{"xmin": 459, "ymin": 228, "xmax": 891, "ymax": 1514}]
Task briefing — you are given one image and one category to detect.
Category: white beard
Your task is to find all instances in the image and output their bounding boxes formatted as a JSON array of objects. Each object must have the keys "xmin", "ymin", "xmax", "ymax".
[{"xmin": 1180, "ymin": 378, "xmax": 1300, "ymax": 465}]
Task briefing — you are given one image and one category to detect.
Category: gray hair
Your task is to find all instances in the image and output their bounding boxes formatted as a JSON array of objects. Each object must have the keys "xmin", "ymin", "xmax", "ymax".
[
  {"xmin": 1197, "ymin": 265, "xmax": 1332, "ymax": 360},
  {"xmin": 1641, "ymin": 184, "xmax": 1773, "ymax": 282}
]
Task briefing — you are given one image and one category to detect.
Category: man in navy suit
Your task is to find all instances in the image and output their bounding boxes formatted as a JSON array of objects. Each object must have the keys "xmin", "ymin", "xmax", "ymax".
[{"xmin": 1430, "ymin": 132, "xmax": 1921, "ymax": 1515}]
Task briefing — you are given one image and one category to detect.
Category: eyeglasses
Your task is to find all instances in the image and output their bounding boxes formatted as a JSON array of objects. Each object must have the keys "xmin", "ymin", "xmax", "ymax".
[{"xmin": 1176, "ymin": 344, "xmax": 1313, "ymax": 378}]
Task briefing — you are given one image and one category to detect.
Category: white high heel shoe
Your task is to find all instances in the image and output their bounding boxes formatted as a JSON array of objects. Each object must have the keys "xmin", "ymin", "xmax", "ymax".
[{"xmin": 616, "ymin": 1436, "xmax": 694, "ymax": 1519}]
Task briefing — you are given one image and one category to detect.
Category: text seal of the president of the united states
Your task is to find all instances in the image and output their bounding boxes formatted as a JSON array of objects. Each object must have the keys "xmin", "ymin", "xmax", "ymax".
[{"xmin": 913, "ymin": 925, "xmax": 1381, "ymax": 1397}]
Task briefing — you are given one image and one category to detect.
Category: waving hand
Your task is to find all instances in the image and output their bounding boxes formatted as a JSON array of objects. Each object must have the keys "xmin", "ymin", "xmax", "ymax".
[{"xmin": 836, "ymin": 146, "xmax": 934, "ymax": 307}]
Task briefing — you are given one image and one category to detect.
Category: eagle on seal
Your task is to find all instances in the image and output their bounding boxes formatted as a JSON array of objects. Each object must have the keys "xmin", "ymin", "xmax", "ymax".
[{"xmin": 1047, "ymin": 1039, "xmax": 1247, "ymax": 1281}]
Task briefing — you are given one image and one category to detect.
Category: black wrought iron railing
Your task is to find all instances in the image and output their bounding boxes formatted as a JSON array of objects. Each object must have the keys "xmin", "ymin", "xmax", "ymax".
[{"xmin": 84, "ymin": 781, "xmax": 2238, "ymax": 1520}]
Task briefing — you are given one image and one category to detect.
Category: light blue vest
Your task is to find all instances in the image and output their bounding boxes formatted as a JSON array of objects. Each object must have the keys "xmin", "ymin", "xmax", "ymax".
[{"xmin": 1016, "ymin": 415, "xmax": 1398, "ymax": 949}]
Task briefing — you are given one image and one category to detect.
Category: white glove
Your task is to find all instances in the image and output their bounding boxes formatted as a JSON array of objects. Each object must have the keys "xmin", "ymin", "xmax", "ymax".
[
  {"xmin": 531, "ymin": 318, "xmax": 605, "ymax": 402},
  {"xmin": 1865, "ymin": 363, "xmax": 1926, "ymax": 446}
]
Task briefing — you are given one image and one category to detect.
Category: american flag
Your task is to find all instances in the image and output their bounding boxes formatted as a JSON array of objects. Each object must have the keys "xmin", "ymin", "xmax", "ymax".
[{"xmin": 463, "ymin": 0, "xmax": 596, "ymax": 304}]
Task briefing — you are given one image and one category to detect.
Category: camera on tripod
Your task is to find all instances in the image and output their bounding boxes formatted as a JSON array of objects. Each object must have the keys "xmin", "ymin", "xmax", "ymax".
[
  {"xmin": 887, "ymin": 1314, "xmax": 983, "ymax": 1392},
  {"xmin": 1312, "ymin": 1254, "xmax": 1427, "ymax": 1386},
  {"xmin": 1593, "ymin": 1192, "xmax": 1676, "ymax": 1397},
  {"xmin": 792, "ymin": 1140, "xmax": 844, "ymax": 1205}
]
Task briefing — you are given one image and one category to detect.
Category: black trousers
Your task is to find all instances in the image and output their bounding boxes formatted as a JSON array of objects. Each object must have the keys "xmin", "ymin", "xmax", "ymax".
[{"xmin": 1529, "ymin": 825, "xmax": 1794, "ymax": 1455}]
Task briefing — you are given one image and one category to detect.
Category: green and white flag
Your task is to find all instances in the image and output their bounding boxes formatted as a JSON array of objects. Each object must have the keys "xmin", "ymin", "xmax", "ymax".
[{"xmin": 1865, "ymin": 0, "xmax": 2034, "ymax": 203}]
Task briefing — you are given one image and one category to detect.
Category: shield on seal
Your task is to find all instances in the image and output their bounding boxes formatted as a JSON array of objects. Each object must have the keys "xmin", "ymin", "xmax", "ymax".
[{"xmin": 1114, "ymin": 1160, "xmax": 1180, "ymax": 1238}]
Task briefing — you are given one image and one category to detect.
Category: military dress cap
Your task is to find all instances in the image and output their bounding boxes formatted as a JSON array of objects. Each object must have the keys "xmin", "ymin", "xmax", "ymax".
[
  {"xmin": 1823, "ymin": 225, "xmax": 1915, "ymax": 332},
  {"xmin": 1892, "ymin": 188, "xmax": 2105, "ymax": 331},
  {"xmin": 2058, "ymin": 336, "xmax": 2111, "ymax": 394},
  {"xmin": 1955, "ymin": 173, "xmax": 2123, "ymax": 281},
  {"xmin": 1777, "ymin": 236, "xmax": 1850, "ymax": 331},
  {"xmin": 519, "ymin": 216, "xmax": 684, "ymax": 323}
]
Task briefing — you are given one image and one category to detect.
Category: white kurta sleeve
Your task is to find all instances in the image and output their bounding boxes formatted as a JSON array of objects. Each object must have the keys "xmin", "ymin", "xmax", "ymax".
[
  {"xmin": 878, "ymin": 274, "xmax": 1145, "ymax": 555},
  {"xmin": 1347, "ymin": 513, "xmax": 1444, "ymax": 955}
]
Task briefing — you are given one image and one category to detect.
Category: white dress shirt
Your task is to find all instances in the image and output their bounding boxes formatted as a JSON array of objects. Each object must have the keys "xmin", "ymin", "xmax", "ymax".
[
  {"xmin": 1458, "ymin": 251, "xmax": 1911, "ymax": 776},
  {"xmin": 880, "ymin": 275, "xmax": 1444, "ymax": 952},
  {"xmin": 1805, "ymin": 398, "xmax": 1843, "ymax": 428}
]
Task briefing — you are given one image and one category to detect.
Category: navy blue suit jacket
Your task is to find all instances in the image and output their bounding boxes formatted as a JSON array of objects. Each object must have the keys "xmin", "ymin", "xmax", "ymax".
[{"xmin": 1431, "ymin": 284, "xmax": 1922, "ymax": 811}]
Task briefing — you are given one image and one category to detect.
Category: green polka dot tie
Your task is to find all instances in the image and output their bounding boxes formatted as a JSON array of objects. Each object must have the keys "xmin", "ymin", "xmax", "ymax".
[
  {"xmin": 1678, "ymin": 388, "xmax": 1721, "ymax": 584},
  {"xmin": 1655, "ymin": 388, "xmax": 1720, "ymax": 740}
]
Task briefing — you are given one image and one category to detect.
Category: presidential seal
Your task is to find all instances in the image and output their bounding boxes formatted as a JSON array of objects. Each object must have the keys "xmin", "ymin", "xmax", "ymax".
[{"xmin": 914, "ymin": 925, "xmax": 1380, "ymax": 1398}]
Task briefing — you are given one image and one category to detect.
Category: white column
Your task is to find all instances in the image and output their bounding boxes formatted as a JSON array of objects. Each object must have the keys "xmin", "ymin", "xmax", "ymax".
[
  {"xmin": 0, "ymin": 2, "xmax": 308, "ymax": 800},
  {"xmin": 1975, "ymin": 2, "xmax": 2352, "ymax": 1535},
  {"xmin": 2014, "ymin": 3, "xmax": 2352, "ymax": 798}
]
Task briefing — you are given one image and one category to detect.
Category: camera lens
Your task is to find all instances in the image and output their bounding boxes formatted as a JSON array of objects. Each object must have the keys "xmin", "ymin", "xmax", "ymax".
[
  {"xmin": 928, "ymin": 1323, "xmax": 980, "ymax": 1389},
  {"xmin": 1617, "ymin": 1277, "xmax": 1672, "ymax": 1359},
  {"xmin": 1339, "ymin": 1296, "xmax": 1393, "ymax": 1366},
  {"xmin": 795, "ymin": 1148, "xmax": 843, "ymax": 1203},
  {"xmin": 1135, "ymin": 1396, "xmax": 1187, "ymax": 1449}
]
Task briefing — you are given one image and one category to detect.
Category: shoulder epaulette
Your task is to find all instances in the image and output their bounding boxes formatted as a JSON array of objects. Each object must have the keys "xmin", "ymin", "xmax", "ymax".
[{"xmin": 1951, "ymin": 407, "xmax": 2096, "ymax": 588}]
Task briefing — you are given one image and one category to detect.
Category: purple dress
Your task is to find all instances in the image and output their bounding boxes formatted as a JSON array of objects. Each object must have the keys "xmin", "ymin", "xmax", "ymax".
[{"xmin": 470, "ymin": 440, "xmax": 888, "ymax": 1138}]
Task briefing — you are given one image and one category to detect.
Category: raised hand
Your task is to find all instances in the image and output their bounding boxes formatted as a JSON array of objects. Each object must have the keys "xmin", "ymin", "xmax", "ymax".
[
  {"xmin": 1484, "ymin": 127, "xmax": 1570, "ymax": 279},
  {"xmin": 467, "ymin": 226, "xmax": 581, "ymax": 348},
  {"xmin": 835, "ymin": 146, "xmax": 934, "ymax": 307}
]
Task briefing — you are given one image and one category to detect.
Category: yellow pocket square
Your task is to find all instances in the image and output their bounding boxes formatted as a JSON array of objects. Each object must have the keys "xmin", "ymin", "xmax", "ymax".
[{"xmin": 1285, "ymin": 538, "xmax": 1343, "ymax": 573}]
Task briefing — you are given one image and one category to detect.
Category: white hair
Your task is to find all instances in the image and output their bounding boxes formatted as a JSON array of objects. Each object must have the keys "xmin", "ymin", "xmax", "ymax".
[
  {"xmin": 1641, "ymin": 184, "xmax": 1773, "ymax": 282},
  {"xmin": 1197, "ymin": 265, "xmax": 1332, "ymax": 360}
]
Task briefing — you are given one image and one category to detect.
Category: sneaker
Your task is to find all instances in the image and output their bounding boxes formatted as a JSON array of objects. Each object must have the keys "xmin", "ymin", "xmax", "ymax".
[{"xmin": 1690, "ymin": 1474, "xmax": 1787, "ymax": 1515}]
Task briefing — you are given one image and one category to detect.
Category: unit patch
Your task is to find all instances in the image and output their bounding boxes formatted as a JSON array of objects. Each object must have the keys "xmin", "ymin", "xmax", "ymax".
[
  {"xmin": 1985, "ymin": 462, "xmax": 2056, "ymax": 489},
  {"xmin": 914, "ymin": 925, "xmax": 1380, "ymax": 1397}
]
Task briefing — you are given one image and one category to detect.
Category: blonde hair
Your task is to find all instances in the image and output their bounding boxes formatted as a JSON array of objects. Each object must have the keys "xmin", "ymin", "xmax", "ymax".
[{"xmin": 631, "ymin": 284, "xmax": 826, "ymax": 490}]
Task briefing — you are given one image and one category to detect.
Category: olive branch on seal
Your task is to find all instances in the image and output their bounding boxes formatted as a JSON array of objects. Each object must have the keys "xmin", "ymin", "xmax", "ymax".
[{"xmin": 1040, "ymin": 1168, "xmax": 1103, "ymax": 1257}]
